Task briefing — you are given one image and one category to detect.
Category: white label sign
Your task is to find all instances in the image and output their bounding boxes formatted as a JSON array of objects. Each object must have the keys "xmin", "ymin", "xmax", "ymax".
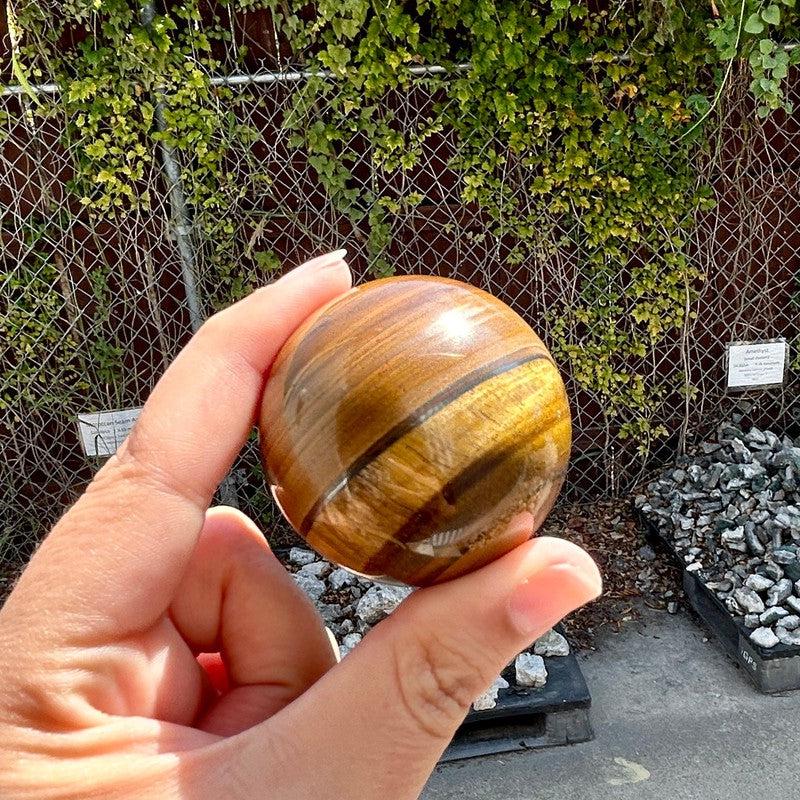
[
  {"xmin": 77, "ymin": 407, "xmax": 142, "ymax": 457},
  {"xmin": 726, "ymin": 340, "xmax": 788, "ymax": 390}
]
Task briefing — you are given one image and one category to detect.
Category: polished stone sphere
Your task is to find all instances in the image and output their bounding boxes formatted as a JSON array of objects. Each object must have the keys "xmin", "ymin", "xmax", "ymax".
[{"xmin": 259, "ymin": 275, "xmax": 571, "ymax": 586}]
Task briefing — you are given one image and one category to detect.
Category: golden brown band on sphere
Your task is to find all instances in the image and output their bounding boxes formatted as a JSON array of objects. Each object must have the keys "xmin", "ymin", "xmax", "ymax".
[
  {"xmin": 299, "ymin": 345, "xmax": 551, "ymax": 537},
  {"xmin": 304, "ymin": 354, "xmax": 570, "ymax": 585}
]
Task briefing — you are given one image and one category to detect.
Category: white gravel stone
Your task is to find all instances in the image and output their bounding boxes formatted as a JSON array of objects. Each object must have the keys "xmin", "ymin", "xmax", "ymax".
[
  {"xmin": 777, "ymin": 627, "xmax": 800, "ymax": 646},
  {"xmin": 778, "ymin": 615, "xmax": 800, "ymax": 631},
  {"xmin": 734, "ymin": 587, "xmax": 765, "ymax": 614},
  {"xmin": 721, "ymin": 527, "xmax": 747, "ymax": 552},
  {"xmin": 515, "ymin": 653, "xmax": 548, "ymax": 688},
  {"xmin": 318, "ymin": 603, "xmax": 343, "ymax": 623},
  {"xmin": 787, "ymin": 596, "xmax": 800, "ymax": 614},
  {"xmin": 759, "ymin": 607, "xmax": 788, "ymax": 625},
  {"xmin": 750, "ymin": 626, "xmax": 780, "ymax": 649},
  {"xmin": 745, "ymin": 574, "xmax": 775, "ymax": 593},
  {"xmin": 533, "ymin": 629, "xmax": 570, "ymax": 657},
  {"xmin": 767, "ymin": 578, "xmax": 793, "ymax": 607},
  {"xmin": 764, "ymin": 563, "xmax": 785, "ymax": 582},
  {"xmin": 472, "ymin": 676, "xmax": 509, "ymax": 711},
  {"xmin": 292, "ymin": 571, "xmax": 326, "ymax": 603},
  {"xmin": 328, "ymin": 568, "xmax": 358, "ymax": 590},
  {"xmin": 299, "ymin": 560, "xmax": 330, "ymax": 579},
  {"xmin": 339, "ymin": 632, "xmax": 363, "ymax": 658},
  {"xmin": 339, "ymin": 618, "xmax": 354, "ymax": 635},
  {"xmin": 355, "ymin": 584, "xmax": 413, "ymax": 625},
  {"xmin": 289, "ymin": 548, "xmax": 317, "ymax": 566}
]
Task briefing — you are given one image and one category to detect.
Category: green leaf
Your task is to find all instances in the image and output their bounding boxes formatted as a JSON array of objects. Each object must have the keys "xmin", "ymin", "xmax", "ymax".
[
  {"xmin": 744, "ymin": 13, "xmax": 765, "ymax": 33},
  {"xmin": 761, "ymin": 4, "xmax": 781, "ymax": 24},
  {"xmin": 709, "ymin": 17, "xmax": 738, "ymax": 58},
  {"xmin": 686, "ymin": 93, "xmax": 711, "ymax": 116},
  {"xmin": 759, "ymin": 77, "xmax": 777, "ymax": 92},
  {"xmin": 253, "ymin": 250, "xmax": 281, "ymax": 272},
  {"xmin": 759, "ymin": 39, "xmax": 776, "ymax": 54}
]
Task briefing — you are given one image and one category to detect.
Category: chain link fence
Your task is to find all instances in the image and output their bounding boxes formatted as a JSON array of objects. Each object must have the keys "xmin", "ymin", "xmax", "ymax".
[{"xmin": 2, "ymin": 56, "xmax": 799, "ymax": 590}]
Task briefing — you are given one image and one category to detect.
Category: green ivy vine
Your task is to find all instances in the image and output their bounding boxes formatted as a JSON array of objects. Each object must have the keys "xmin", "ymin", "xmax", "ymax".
[
  {"xmin": 5, "ymin": 0, "xmax": 800, "ymax": 477},
  {"xmin": 272, "ymin": 0, "xmax": 798, "ymax": 452},
  {"xmin": 11, "ymin": 0, "xmax": 279, "ymax": 309},
  {"xmin": 0, "ymin": 222, "xmax": 88, "ymax": 415}
]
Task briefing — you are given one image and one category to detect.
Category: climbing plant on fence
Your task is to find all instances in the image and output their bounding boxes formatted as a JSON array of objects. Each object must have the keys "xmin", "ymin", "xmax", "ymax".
[{"xmin": 278, "ymin": 0, "xmax": 799, "ymax": 451}]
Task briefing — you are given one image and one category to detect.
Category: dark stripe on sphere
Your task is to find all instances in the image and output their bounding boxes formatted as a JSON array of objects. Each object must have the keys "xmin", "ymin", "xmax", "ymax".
[
  {"xmin": 362, "ymin": 442, "xmax": 566, "ymax": 583},
  {"xmin": 299, "ymin": 346, "xmax": 550, "ymax": 536},
  {"xmin": 387, "ymin": 438, "xmax": 526, "ymax": 544}
]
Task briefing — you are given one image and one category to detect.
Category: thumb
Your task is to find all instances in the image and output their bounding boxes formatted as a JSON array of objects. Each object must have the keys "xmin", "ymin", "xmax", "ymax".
[{"xmin": 220, "ymin": 534, "xmax": 601, "ymax": 799}]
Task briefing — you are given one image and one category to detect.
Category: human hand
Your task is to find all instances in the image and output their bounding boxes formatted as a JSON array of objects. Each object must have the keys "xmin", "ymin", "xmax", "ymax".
[{"xmin": 0, "ymin": 252, "xmax": 601, "ymax": 800}]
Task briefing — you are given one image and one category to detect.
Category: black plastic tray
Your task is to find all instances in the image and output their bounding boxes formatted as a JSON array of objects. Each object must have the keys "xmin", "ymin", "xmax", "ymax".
[{"xmin": 442, "ymin": 650, "xmax": 593, "ymax": 761}]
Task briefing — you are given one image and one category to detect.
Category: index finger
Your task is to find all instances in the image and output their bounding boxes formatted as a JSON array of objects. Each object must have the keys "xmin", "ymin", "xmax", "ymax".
[{"xmin": 5, "ymin": 253, "xmax": 351, "ymax": 639}]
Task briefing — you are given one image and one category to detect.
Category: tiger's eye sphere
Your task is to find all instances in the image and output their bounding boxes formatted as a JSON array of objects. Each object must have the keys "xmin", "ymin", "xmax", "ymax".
[{"xmin": 259, "ymin": 276, "xmax": 571, "ymax": 586}]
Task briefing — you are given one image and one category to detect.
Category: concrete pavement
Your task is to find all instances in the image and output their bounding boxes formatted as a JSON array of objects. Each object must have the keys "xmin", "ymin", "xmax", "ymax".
[{"xmin": 425, "ymin": 605, "xmax": 800, "ymax": 800}]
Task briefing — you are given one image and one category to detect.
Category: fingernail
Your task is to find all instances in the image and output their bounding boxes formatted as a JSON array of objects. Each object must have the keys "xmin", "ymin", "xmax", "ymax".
[
  {"xmin": 507, "ymin": 561, "xmax": 602, "ymax": 638},
  {"xmin": 325, "ymin": 627, "xmax": 342, "ymax": 664},
  {"xmin": 281, "ymin": 249, "xmax": 349, "ymax": 281}
]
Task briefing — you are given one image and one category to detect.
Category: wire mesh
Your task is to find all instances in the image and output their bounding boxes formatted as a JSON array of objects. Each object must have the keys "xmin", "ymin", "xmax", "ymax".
[{"xmin": 2, "ymin": 61, "xmax": 798, "ymax": 593}]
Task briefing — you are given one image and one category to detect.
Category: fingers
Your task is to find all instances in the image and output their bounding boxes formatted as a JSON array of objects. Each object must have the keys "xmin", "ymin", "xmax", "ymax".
[
  {"xmin": 3, "ymin": 253, "xmax": 351, "ymax": 641},
  {"xmin": 169, "ymin": 507, "xmax": 337, "ymax": 736},
  {"xmin": 209, "ymin": 536, "xmax": 601, "ymax": 800}
]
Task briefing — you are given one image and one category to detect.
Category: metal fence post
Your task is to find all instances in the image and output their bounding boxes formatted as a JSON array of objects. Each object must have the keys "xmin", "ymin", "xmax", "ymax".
[{"xmin": 141, "ymin": 0, "xmax": 239, "ymax": 508}]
